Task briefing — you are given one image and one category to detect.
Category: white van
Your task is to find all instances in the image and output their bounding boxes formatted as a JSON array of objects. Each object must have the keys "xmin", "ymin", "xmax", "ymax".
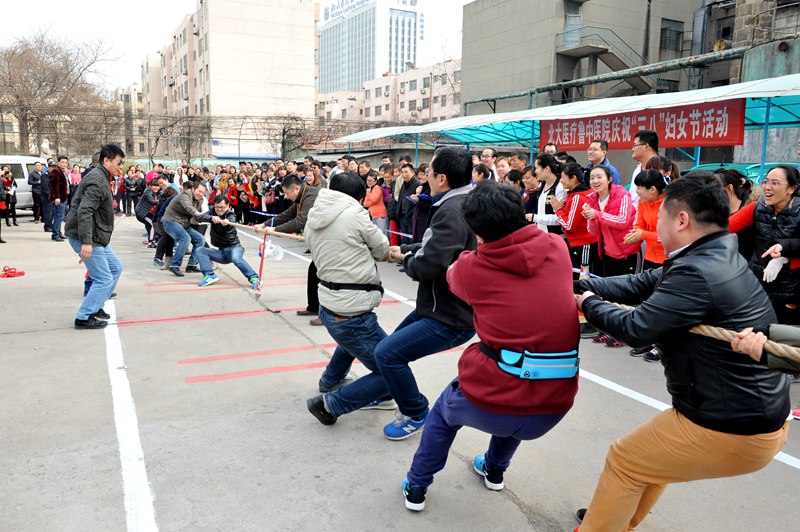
[{"xmin": 0, "ymin": 155, "xmax": 47, "ymax": 211}]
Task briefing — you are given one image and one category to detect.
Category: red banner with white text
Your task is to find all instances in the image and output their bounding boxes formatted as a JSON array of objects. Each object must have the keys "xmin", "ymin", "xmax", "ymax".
[{"xmin": 539, "ymin": 99, "xmax": 746, "ymax": 152}]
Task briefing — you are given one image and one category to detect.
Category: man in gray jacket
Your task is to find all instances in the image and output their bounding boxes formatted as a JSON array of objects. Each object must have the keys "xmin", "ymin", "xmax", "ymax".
[
  {"xmin": 305, "ymin": 172, "xmax": 394, "ymax": 425},
  {"xmin": 64, "ymin": 144, "xmax": 125, "ymax": 330},
  {"xmin": 162, "ymin": 182, "xmax": 206, "ymax": 277}
]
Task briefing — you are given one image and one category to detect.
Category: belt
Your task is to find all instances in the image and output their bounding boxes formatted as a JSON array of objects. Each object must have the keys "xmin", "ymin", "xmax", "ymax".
[
  {"xmin": 320, "ymin": 306, "xmax": 370, "ymax": 320},
  {"xmin": 478, "ymin": 342, "xmax": 579, "ymax": 380},
  {"xmin": 319, "ymin": 279, "xmax": 384, "ymax": 295}
]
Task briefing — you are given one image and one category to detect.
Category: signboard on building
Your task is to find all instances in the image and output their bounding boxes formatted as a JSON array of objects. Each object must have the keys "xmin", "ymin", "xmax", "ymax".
[
  {"xmin": 323, "ymin": 0, "xmax": 418, "ymax": 23},
  {"xmin": 539, "ymin": 99, "xmax": 746, "ymax": 151}
]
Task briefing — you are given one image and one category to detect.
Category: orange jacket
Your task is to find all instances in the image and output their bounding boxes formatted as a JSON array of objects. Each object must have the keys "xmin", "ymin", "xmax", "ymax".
[
  {"xmin": 364, "ymin": 183, "xmax": 387, "ymax": 219},
  {"xmin": 635, "ymin": 197, "xmax": 666, "ymax": 264}
]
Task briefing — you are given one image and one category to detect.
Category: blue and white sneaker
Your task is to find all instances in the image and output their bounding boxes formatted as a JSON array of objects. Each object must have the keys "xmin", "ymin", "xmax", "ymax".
[
  {"xmin": 384, "ymin": 412, "xmax": 426, "ymax": 440},
  {"xmin": 198, "ymin": 274, "xmax": 219, "ymax": 287},
  {"xmin": 473, "ymin": 454, "xmax": 504, "ymax": 490},
  {"xmin": 361, "ymin": 399, "xmax": 397, "ymax": 410},
  {"xmin": 401, "ymin": 478, "xmax": 426, "ymax": 511}
]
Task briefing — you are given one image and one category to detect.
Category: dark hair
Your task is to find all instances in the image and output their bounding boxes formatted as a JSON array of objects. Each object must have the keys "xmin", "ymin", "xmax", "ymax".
[
  {"xmin": 663, "ymin": 171, "xmax": 729, "ymax": 228},
  {"xmin": 590, "ymin": 139, "xmax": 609, "ymax": 151},
  {"xmin": 510, "ymin": 149, "xmax": 528, "ymax": 161},
  {"xmin": 382, "ymin": 153, "xmax": 393, "ymax": 162},
  {"xmin": 713, "ymin": 168, "xmax": 752, "ymax": 202},
  {"xmin": 99, "ymin": 144, "xmax": 124, "ymax": 164},
  {"xmin": 544, "ymin": 142, "xmax": 558, "ymax": 152},
  {"xmin": 181, "ymin": 181, "xmax": 194, "ymax": 190},
  {"xmin": 359, "ymin": 160, "xmax": 371, "ymax": 168},
  {"xmin": 473, "ymin": 163, "xmax": 491, "ymax": 180},
  {"xmin": 481, "ymin": 147, "xmax": 497, "ymax": 158},
  {"xmin": 646, "ymin": 156, "xmax": 680, "ymax": 180},
  {"xmin": 535, "ymin": 153, "xmax": 561, "ymax": 176},
  {"xmin": 281, "ymin": 175, "xmax": 303, "ymax": 189},
  {"xmin": 417, "ymin": 163, "xmax": 428, "ymax": 175},
  {"xmin": 555, "ymin": 151, "xmax": 576, "ymax": 164},
  {"xmin": 399, "ymin": 155, "xmax": 413, "ymax": 164},
  {"xmin": 430, "ymin": 146, "xmax": 472, "ymax": 188},
  {"xmin": 634, "ymin": 169, "xmax": 669, "ymax": 193},
  {"xmin": 463, "ymin": 181, "xmax": 527, "ymax": 242},
  {"xmin": 57, "ymin": 155, "xmax": 69, "ymax": 162},
  {"xmin": 506, "ymin": 169, "xmax": 522, "ymax": 187},
  {"xmin": 213, "ymin": 194, "xmax": 229, "ymax": 205},
  {"xmin": 379, "ymin": 163, "xmax": 393, "ymax": 173},
  {"xmin": 634, "ymin": 130, "xmax": 659, "ymax": 152},
  {"xmin": 770, "ymin": 165, "xmax": 800, "ymax": 196},
  {"xmin": 330, "ymin": 171, "xmax": 367, "ymax": 201},
  {"xmin": 587, "ymin": 164, "xmax": 613, "ymax": 186},
  {"xmin": 400, "ymin": 163, "xmax": 416, "ymax": 173},
  {"xmin": 91, "ymin": 151, "xmax": 101, "ymax": 165},
  {"xmin": 562, "ymin": 163, "xmax": 586, "ymax": 186}
]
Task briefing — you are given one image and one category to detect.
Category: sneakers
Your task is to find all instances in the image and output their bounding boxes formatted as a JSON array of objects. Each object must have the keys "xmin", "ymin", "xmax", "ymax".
[
  {"xmin": 629, "ymin": 345, "xmax": 652, "ymax": 357},
  {"xmin": 576, "ymin": 508, "xmax": 587, "ymax": 523},
  {"xmin": 185, "ymin": 265, "xmax": 201, "ymax": 273},
  {"xmin": 643, "ymin": 347, "xmax": 663, "ymax": 363},
  {"xmin": 361, "ymin": 399, "xmax": 397, "ymax": 410},
  {"xmin": 579, "ymin": 323, "xmax": 598, "ymax": 338},
  {"xmin": 169, "ymin": 266, "xmax": 184, "ymax": 277},
  {"xmin": 318, "ymin": 377, "xmax": 354, "ymax": 393},
  {"xmin": 473, "ymin": 454, "xmax": 504, "ymax": 490},
  {"xmin": 153, "ymin": 258, "xmax": 165, "ymax": 268},
  {"xmin": 199, "ymin": 274, "xmax": 219, "ymax": 287},
  {"xmin": 92, "ymin": 309, "xmax": 111, "ymax": 320},
  {"xmin": 249, "ymin": 275, "xmax": 259, "ymax": 289},
  {"xmin": 401, "ymin": 478, "xmax": 426, "ymax": 511},
  {"xmin": 296, "ymin": 309, "xmax": 316, "ymax": 316},
  {"xmin": 791, "ymin": 405, "xmax": 800, "ymax": 420},
  {"xmin": 306, "ymin": 395, "xmax": 337, "ymax": 426},
  {"xmin": 75, "ymin": 316, "xmax": 107, "ymax": 330},
  {"xmin": 384, "ymin": 412, "xmax": 426, "ymax": 440}
]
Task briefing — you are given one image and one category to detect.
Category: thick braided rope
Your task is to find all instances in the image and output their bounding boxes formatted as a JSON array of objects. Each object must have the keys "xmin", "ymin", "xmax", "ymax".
[{"xmin": 614, "ymin": 303, "xmax": 800, "ymax": 363}]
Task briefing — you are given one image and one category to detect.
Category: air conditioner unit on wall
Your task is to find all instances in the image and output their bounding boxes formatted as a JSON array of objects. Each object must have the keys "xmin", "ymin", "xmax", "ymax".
[
  {"xmin": 420, "ymin": 88, "xmax": 427, "ymax": 95},
  {"xmin": 399, "ymin": 88, "xmax": 405, "ymax": 94},
  {"xmin": 384, "ymin": 90, "xmax": 390, "ymax": 97},
  {"xmin": 410, "ymin": 111, "xmax": 417, "ymax": 117}
]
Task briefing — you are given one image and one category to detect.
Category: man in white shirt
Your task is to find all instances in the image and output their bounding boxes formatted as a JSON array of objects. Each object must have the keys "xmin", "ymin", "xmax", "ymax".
[
  {"xmin": 480, "ymin": 148, "xmax": 498, "ymax": 181},
  {"xmin": 629, "ymin": 130, "xmax": 659, "ymax": 209}
]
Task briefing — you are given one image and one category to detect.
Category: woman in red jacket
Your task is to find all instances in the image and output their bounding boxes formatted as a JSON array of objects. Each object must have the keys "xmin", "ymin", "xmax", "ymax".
[
  {"xmin": 364, "ymin": 174, "xmax": 388, "ymax": 235},
  {"xmin": 553, "ymin": 162, "xmax": 597, "ymax": 278}
]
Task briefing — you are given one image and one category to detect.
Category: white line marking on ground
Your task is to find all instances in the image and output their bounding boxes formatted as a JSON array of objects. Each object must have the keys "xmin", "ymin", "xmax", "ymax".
[
  {"xmin": 239, "ymin": 229, "xmax": 800, "ymax": 471},
  {"xmin": 581, "ymin": 369, "xmax": 800, "ymax": 471},
  {"xmin": 104, "ymin": 301, "xmax": 159, "ymax": 531}
]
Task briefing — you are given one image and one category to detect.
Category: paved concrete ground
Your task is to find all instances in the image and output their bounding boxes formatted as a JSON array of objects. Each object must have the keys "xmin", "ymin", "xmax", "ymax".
[{"xmin": 1, "ymin": 211, "xmax": 798, "ymax": 531}]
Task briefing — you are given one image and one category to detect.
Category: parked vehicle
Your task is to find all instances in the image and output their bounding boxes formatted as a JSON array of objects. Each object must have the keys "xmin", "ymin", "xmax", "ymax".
[{"xmin": 0, "ymin": 155, "xmax": 47, "ymax": 211}]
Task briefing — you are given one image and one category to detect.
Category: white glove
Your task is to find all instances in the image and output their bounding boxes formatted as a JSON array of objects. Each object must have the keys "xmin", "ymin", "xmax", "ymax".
[{"xmin": 763, "ymin": 257, "xmax": 788, "ymax": 283}]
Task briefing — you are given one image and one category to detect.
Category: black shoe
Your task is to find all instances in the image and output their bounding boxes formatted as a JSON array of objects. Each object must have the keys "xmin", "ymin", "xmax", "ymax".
[
  {"xmin": 306, "ymin": 395, "xmax": 337, "ymax": 425},
  {"xmin": 13, "ymin": 223, "xmax": 18, "ymax": 226},
  {"xmin": 629, "ymin": 345, "xmax": 652, "ymax": 357},
  {"xmin": 185, "ymin": 265, "xmax": 201, "ymax": 273},
  {"xmin": 0, "ymin": 238, "xmax": 5, "ymax": 244},
  {"xmin": 169, "ymin": 266, "xmax": 185, "ymax": 277},
  {"xmin": 52, "ymin": 235, "xmax": 64, "ymax": 241},
  {"xmin": 75, "ymin": 316, "xmax": 108, "ymax": 329},
  {"xmin": 643, "ymin": 347, "xmax": 663, "ymax": 363},
  {"xmin": 318, "ymin": 377, "xmax": 354, "ymax": 393},
  {"xmin": 93, "ymin": 309, "xmax": 110, "ymax": 320},
  {"xmin": 109, "ymin": 292, "xmax": 117, "ymax": 299},
  {"xmin": 296, "ymin": 309, "xmax": 316, "ymax": 316},
  {"xmin": 576, "ymin": 508, "xmax": 586, "ymax": 523},
  {"xmin": 402, "ymin": 479, "xmax": 427, "ymax": 512},
  {"xmin": 580, "ymin": 323, "xmax": 598, "ymax": 338}
]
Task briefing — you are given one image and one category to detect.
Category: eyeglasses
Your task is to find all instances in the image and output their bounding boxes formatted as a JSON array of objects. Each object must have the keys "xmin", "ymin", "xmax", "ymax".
[
  {"xmin": 763, "ymin": 180, "xmax": 789, "ymax": 188},
  {"xmin": 632, "ymin": 143, "xmax": 646, "ymax": 148},
  {"xmin": 587, "ymin": 147, "xmax": 602, "ymax": 152}
]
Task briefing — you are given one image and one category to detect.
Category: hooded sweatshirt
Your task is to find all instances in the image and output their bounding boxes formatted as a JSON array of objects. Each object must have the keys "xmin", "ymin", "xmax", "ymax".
[
  {"xmin": 586, "ymin": 184, "xmax": 639, "ymax": 259},
  {"xmin": 305, "ymin": 188, "xmax": 390, "ymax": 315},
  {"xmin": 447, "ymin": 224, "xmax": 579, "ymax": 415}
]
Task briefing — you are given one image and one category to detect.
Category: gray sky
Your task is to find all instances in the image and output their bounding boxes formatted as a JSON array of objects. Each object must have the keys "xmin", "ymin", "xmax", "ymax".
[
  {"xmin": 0, "ymin": 0, "xmax": 197, "ymax": 91},
  {"xmin": 0, "ymin": 0, "xmax": 468, "ymax": 92}
]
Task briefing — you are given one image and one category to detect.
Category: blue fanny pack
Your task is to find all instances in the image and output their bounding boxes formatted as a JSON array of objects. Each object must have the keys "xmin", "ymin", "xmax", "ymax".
[{"xmin": 478, "ymin": 342, "xmax": 579, "ymax": 380}]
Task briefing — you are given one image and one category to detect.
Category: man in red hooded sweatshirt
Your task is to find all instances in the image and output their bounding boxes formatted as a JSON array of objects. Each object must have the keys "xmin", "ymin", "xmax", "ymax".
[{"xmin": 401, "ymin": 180, "xmax": 580, "ymax": 511}]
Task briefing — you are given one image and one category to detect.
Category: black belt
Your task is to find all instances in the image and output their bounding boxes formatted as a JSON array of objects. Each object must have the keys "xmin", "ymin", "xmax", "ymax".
[
  {"xmin": 319, "ymin": 279, "xmax": 384, "ymax": 295},
  {"xmin": 320, "ymin": 306, "xmax": 370, "ymax": 320}
]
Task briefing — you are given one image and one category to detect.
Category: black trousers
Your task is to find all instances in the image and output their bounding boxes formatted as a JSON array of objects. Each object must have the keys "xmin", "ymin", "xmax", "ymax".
[
  {"xmin": 32, "ymin": 192, "xmax": 41, "ymax": 221},
  {"xmin": 307, "ymin": 261, "xmax": 319, "ymax": 312}
]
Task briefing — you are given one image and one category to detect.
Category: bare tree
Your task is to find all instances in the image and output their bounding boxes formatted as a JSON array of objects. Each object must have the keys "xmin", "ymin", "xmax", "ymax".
[{"xmin": 0, "ymin": 31, "xmax": 109, "ymax": 154}]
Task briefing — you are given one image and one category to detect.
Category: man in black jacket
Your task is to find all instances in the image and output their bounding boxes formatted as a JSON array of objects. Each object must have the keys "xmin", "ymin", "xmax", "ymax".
[
  {"xmin": 573, "ymin": 173, "xmax": 790, "ymax": 531},
  {"xmin": 28, "ymin": 161, "xmax": 43, "ymax": 223},
  {"xmin": 396, "ymin": 164, "xmax": 420, "ymax": 245},
  {"xmin": 194, "ymin": 195, "xmax": 258, "ymax": 288},
  {"xmin": 372, "ymin": 147, "xmax": 476, "ymax": 441},
  {"xmin": 64, "ymin": 144, "xmax": 125, "ymax": 330}
]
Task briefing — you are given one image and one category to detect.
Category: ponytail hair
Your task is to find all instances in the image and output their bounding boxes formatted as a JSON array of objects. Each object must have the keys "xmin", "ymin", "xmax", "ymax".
[
  {"xmin": 713, "ymin": 168, "xmax": 753, "ymax": 203},
  {"xmin": 562, "ymin": 162, "xmax": 586, "ymax": 186},
  {"xmin": 634, "ymin": 169, "xmax": 669, "ymax": 193},
  {"xmin": 535, "ymin": 153, "xmax": 562, "ymax": 176}
]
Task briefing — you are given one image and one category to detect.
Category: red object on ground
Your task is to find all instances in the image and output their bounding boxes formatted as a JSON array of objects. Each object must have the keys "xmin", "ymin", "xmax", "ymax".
[{"xmin": 1, "ymin": 266, "xmax": 25, "ymax": 278}]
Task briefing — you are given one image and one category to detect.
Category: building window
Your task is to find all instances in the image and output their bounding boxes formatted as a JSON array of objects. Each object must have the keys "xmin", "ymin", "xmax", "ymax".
[
  {"xmin": 409, "ymin": 79, "xmax": 417, "ymax": 91},
  {"xmin": 400, "ymin": 81, "xmax": 406, "ymax": 91},
  {"xmin": 365, "ymin": 89, "xmax": 370, "ymax": 100},
  {"xmin": 341, "ymin": 110, "xmax": 346, "ymax": 119},
  {"xmin": 423, "ymin": 76, "xmax": 430, "ymax": 89},
  {"xmin": 660, "ymin": 19, "xmax": 683, "ymax": 52},
  {"xmin": 138, "ymin": 127, "xmax": 145, "ymax": 135},
  {"xmin": 327, "ymin": 111, "xmax": 332, "ymax": 119},
  {"xmin": 422, "ymin": 98, "xmax": 429, "ymax": 110},
  {"xmin": 400, "ymin": 101, "xmax": 405, "ymax": 109},
  {"xmin": 365, "ymin": 107, "xmax": 371, "ymax": 117},
  {"xmin": 715, "ymin": 16, "xmax": 734, "ymax": 41},
  {"xmin": 139, "ymin": 143, "xmax": 145, "ymax": 153},
  {"xmin": 375, "ymin": 87, "xmax": 381, "ymax": 98},
  {"xmin": 375, "ymin": 105, "xmax": 382, "ymax": 116},
  {"xmin": 385, "ymin": 103, "xmax": 390, "ymax": 111},
  {"xmin": 409, "ymin": 100, "xmax": 417, "ymax": 111},
  {"xmin": 440, "ymin": 73, "xmax": 447, "ymax": 85},
  {"xmin": 440, "ymin": 95, "xmax": 447, "ymax": 107},
  {"xmin": 657, "ymin": 78, "xmax": 680, "ymax": 92},
  {"xmin": 454, "ymin": 70, "xmax": 461, "ymax": 82},
  {"xmin": 432, "ymin": 96, "xmax": 438, "ymax": 105}
]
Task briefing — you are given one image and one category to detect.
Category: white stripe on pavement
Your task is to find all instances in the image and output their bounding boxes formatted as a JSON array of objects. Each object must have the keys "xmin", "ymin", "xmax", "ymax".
[{"xmin": 104, "ymin": 301, "xmax": 158, "ymax": 531}]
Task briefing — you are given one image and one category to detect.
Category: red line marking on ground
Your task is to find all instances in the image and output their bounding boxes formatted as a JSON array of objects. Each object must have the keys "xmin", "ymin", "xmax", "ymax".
[
  {"xmin": 178, "ymin": 342, "xmax": 338, "ymax": 364},
  {"xmin": 117, "ymin": 309, "xmax": 267, "ymax": 327},
  {"xmin": 185, "ymin": 346, "xmax": 466, "ymax": 383},
  {"xmin": 145, "ymin": 286, "xmax": 242, "ymax": 294},
  {"xmin": 144, "ymin": 281, "xmax": 233, "ymax": 287}
]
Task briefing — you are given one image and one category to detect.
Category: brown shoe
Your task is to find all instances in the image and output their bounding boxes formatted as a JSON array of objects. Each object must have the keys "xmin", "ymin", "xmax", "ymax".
[
  {"xmin": 309, "ymin": 318, "xmax": 323, "ymax": 326},
  {"xmin": 296, "ymin": 309, "xmax": 316, "ymax": 316}
]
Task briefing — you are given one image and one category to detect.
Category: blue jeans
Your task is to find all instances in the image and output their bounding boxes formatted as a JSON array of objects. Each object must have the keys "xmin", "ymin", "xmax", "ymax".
[
  {"xmin": 68, "ymin": 238, "xmax": 123, "ymax": 320},
  {"xmin": 318, "ymin": 308, "xmax": 393, "ymax": 417},
  {"xmin": 196, "ymin": 245, "xmax": 256, "ymax": 279},
  {"xmin": 406, "ymin": 380, "xmax": 566, "ymax": 487},
  {"xmin": 374, "ymin": 310, "xmax": 475, "ymax": 420},
  {"xmin": 52, "ymin": 202, "xmax": 66, "ymax": 237},
  {"xmin": 163, "ymin": 220, "xmax": 204, "ymax": 269}
]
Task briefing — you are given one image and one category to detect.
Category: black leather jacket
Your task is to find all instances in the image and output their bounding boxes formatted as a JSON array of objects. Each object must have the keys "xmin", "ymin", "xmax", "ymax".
[{"xmin": 577, "ymin": 231, "xmax": 790, "ymax": 435}]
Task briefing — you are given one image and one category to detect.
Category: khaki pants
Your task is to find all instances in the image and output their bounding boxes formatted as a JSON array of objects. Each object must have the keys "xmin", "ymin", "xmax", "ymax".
[{"xmin": 581, "ymin": 408, "xmax": 789, "ymax": 532}]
